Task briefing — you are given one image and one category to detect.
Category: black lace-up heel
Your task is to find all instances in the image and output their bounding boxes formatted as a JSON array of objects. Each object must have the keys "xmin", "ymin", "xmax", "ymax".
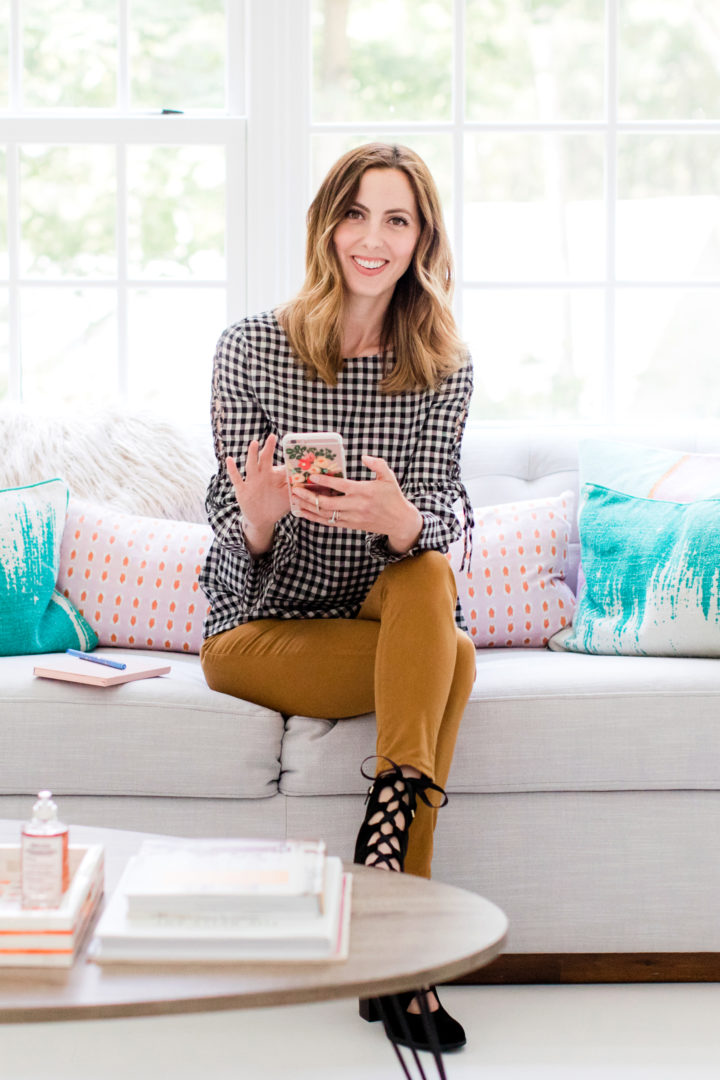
[
  {"xmin": 352, "ymin": 756, "xmax": 448, "ymax": 873},
  {"xmin": 360, "ymin": 987, "xmax": 467, "ymax": 1053},
  {"xmin": 353, "ymin": 757, "xmax": 464, "ymax": 1052}
]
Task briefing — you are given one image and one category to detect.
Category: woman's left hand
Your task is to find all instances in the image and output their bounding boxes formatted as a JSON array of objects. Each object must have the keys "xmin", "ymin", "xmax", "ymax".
[{"xmin": 291, "ymin": 455, "xmax": 423, "ymax": 555}]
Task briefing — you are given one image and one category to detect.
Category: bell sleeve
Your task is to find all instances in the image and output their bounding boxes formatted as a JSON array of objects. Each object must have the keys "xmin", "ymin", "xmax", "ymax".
[
  {"xmin": 365, "ymin": 360, "xmax": 475, "ymax": 569},
  {"xmin": 203, "ymin": 326, "xmax": 297, "ymax": 609}
]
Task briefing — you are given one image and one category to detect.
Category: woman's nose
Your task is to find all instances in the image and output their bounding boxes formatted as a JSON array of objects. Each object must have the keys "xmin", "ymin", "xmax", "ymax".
[{"xmin": 359, "ymin": 219, "xmax": 383, "ymax": 248}]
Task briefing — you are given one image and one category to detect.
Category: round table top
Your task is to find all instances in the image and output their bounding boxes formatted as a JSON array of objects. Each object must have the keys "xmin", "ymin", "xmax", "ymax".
[{"xmin": 0, "ymin": 820, "xmax": 508, "ymax": 1024}]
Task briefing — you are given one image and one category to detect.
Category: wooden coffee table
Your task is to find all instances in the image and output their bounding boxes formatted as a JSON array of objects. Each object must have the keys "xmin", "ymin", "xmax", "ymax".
[{"xmin": 0, "ymin": 820, "xmax": 507, "ymax": 1077}]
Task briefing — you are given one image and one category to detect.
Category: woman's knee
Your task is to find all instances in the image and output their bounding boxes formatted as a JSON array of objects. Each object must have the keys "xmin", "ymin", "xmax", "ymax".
[
  {"xmin": 456, "ymin": 627, "xmax": 477, "ymax": 685},
  {"xmin": 200, "ymin": 626, "xmax": 264, "ymax": 699},
  {"xmin": 375, "ymin": 552, "xmax": 458, "ymax": 625},
  {"xmin": 199, "ymin": 634, "xmax": 234, "ymax": 696},
  {"xmin": 386, "ymin": 550, "xmax": 457, "ymax": 598}
]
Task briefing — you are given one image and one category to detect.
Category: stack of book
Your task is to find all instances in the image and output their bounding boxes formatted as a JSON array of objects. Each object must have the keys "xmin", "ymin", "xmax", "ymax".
[
  {"xmin": 0, "ymin": 844, "xmax": 104, "ymax": 967},
  {"xmin": 89, "ymin": 837, "xmax": 351, "ymax": 964}
]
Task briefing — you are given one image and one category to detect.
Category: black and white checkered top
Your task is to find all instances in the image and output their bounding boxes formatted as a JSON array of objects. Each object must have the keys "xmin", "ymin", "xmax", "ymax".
[{"xmin": 199, "ymin": 309, "xmax": 474, "ymax": 639}]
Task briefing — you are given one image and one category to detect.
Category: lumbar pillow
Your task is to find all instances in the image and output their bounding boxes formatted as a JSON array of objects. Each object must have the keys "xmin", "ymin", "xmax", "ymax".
[
  {"xmin": 58, "ymin": 500, "xmax": 211, "ymax": 653},
  {"xmin": 448, "ymin": 491, "xmax": 576, "ymax": 648},
  {"xmin": 577, "ymin": 437, "xmax": 720, "ymax": 502},
  {"xmin": 0, "ymin": 479, "xmax": 98, "ymax": 655},
  {"xmin": 552, "ymin": 483, "xmax": 720, "ymax": 657}
]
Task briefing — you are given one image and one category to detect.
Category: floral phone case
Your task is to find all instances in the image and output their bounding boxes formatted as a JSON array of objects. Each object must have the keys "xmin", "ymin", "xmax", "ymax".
[{"xmin": 282, "ymin": 432, "xmax": 346, "ymax": 517}]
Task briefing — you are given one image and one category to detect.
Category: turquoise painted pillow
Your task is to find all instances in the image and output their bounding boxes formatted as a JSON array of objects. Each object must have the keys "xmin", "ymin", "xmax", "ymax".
[
  {"xmin": 554, "ymin": 483, "xmax": 720, "ymax": 657},
  {"xmin": 0, "ymin": 479, "xmax": 98, "ymax": 656}
]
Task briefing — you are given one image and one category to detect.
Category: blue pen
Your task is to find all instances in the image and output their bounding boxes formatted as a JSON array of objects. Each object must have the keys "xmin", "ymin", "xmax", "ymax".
[{"xmin": 66, "ymin": 649, "xmax": 127, "ymax": 671}]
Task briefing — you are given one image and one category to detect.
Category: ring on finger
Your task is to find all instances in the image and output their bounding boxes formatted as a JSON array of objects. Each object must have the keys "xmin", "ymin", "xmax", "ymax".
[
  {"xmin": 314, "ymin": 496, "xmax": 320, "ymax": 512},
  {"xmin": 330, "ymin": 510, "xmax": 338, "ymax": 525}
]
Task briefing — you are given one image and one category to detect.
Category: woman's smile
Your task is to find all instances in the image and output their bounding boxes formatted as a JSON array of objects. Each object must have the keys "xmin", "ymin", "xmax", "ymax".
[{"xmin": 351, "ymin": 256, "xmax": 389, "ymax": 275}]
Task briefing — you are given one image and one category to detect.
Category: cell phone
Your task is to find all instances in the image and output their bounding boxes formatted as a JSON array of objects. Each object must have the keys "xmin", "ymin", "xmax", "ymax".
[{"xmin": 282, "ymin": 432, "xmax": 346, "ymax": 518}]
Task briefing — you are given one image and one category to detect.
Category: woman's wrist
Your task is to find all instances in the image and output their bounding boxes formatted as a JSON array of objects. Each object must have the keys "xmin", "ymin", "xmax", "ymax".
[
  {"xmin": 241, "ymin": 517, "xmax": 276, "ymax": 558},
  {"xmin": 387, "ymin": 504, "xmax": 423, "ymax": 555}
]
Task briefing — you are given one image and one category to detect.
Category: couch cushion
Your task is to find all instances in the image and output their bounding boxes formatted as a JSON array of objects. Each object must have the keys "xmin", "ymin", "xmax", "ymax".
[
  {"xmin": 0, "ymin": 650, "xmax": 283, "ymax": 799},
  {"xmin": 279, "ymin": 649, "xmax": 720, "ymax": 797}
]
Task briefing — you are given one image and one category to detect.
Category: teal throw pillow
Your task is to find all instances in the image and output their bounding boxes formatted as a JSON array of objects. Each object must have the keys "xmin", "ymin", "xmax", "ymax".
[
  {"xmin": 555, "ymin": 483, "xmax": 720, "ymax": 657},
  {"xmin": 0, "ymin": 478, "xmax": 98, "ymax": 656}
]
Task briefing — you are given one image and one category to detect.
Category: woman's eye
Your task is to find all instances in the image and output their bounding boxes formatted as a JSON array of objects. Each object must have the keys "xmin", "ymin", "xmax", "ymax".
[
  {"xmin": 389, "ymin": 216, "xmax": 409, "ymax": 227},
  {"xmin": 346, "ymin": 208, "xmax": 363, "ymax": 219}
]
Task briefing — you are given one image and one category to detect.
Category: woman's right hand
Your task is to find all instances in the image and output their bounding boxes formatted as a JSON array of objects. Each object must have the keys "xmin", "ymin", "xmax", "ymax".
[{"xmin": 226, "ymin": 434, "xmax": 290, "ymax": 555}]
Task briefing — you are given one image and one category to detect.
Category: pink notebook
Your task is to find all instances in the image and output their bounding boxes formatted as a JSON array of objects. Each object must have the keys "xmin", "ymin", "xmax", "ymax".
[{"xmin": 33, "ymin": 654, "xmax": 171, "ymax": 687}]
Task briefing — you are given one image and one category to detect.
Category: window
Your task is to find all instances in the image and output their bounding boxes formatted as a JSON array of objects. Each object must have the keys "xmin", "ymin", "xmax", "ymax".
[
  {"xmin": 0, "ymin": 0, "xmax": 244, "ymax": 421},
  {"xmin": 2, "ymin": 1, "xmax": 719, "ymax": 426},
  {"xmin": 310, "ymin": 0, "xmax": 720, "ymax": 424}
]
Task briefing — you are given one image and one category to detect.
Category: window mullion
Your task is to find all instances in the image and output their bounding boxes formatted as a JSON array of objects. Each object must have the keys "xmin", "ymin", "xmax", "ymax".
[
  {"xmin": 246, "ymin": 0, "xmax": 309, "ymax": 314},
  {"xmin": 116, "ymin": 143, "xmax": 128, "ymax": 401},
  {"xmin": 10, "ymin": 0, "xmax": 21, "ymax": 110},
  {"xmin": 605, "ymin": 0, "xmax": 618, "ymax": 424},
  {"xmin": 226, "ymin": 0, "xmax": 246, "ymax": 115},
  {"xmin": 453, "ymin": 0, "xmax": 465, "ymax": 331},
  {"xmin": 225, "ymin": 0, "xmax": 247, "ymax": 322},
  {"xmin": 0, "ymin": 117, "xmax": 240, "ymax": 143},
  {"xmin": 118, "ymin": 0, "xmax": 130, "ymax": 111},
  {"xmin": 7, "ymin": 142, "xmax": 20, "ymax": 399},
  {"xmin": 225, "ymin": 128, "xmax": 247, "ymax": 323}
]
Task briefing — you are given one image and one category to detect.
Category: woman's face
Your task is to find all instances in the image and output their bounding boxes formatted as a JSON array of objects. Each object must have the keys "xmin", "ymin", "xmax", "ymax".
[{"xmin": 332, "ymin": 167, "xmax": 421, "ymax": 307}]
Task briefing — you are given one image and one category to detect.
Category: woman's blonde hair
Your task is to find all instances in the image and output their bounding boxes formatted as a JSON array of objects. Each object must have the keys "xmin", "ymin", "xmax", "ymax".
[{"xmin": 278, "ymin": 143, "xmax": 467, "ymax": 392}]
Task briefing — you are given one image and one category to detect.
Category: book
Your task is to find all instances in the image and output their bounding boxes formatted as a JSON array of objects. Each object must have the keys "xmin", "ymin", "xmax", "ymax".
[
  {"xmin": 123, "ymin": 837, "xmax": 327, "ymax": 918},
  {"xmin": 33, "ymin": 654, "xmax": 171, "ymax": 687},
  {"xmin": 0, "ymin": 844, "xmax": 105, "ymax": 967},
  {"xmin": 89, "ymin": 855, "xmax": 351, "ymax": 964}
]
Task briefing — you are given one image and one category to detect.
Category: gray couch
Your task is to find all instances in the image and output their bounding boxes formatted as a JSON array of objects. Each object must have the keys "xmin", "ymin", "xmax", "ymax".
[{"xmin": 3, "ymin": 416, "xmax": 720, "ymax": 979}]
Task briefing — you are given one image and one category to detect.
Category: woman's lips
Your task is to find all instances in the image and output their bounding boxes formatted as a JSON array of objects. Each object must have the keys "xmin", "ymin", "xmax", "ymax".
[{"xmin": 351, "ymin": 256, "xmax": 389, "ymax": 276}]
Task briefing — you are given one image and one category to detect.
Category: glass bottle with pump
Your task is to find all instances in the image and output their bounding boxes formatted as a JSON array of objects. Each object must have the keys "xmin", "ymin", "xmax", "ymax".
[{"xmin": 21, "ymin": 790, "xmax": 70, "ymax": 909}]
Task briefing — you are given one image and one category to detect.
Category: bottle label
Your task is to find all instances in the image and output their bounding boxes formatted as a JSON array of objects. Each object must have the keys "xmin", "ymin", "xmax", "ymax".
[{"xmin": 21, "ymin": 834, "xmax": 65, "ymax": 909}]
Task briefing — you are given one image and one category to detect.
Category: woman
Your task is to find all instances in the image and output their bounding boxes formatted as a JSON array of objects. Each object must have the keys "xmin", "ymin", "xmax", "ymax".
[{"xmin": 199, "ymin": 143, "xmax": 476, "ymax": 1052}]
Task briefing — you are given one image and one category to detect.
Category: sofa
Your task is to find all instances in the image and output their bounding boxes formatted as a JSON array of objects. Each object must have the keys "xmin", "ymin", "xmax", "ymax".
[{"xmin": 3, "ymin": 409, "xmax": 720, "ymax": 983}]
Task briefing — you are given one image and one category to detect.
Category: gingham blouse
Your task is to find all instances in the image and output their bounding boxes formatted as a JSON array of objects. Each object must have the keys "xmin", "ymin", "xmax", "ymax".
[{"xmin": 199, "ymin": 310, "xmax": 474, "ymax": 639}]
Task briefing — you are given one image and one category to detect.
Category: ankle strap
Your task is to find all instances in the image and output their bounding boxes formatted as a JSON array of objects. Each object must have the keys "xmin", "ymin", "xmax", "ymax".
[
  {"xmin": 359, "ymin": 755, "xmax": 449, "ymax": 809},
  {"xmin": 409, "ymin": 773, "xmax": 449, "ymax": 810},
  {"xmin": 359, "ymin": 754, "xmax": 403, "ymax": 783}
]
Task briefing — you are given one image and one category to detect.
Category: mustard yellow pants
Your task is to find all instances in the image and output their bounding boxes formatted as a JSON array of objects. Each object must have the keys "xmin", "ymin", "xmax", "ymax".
[{"xmin": 200, "ymin": 551, "xmax": 476, "ymax": 878}]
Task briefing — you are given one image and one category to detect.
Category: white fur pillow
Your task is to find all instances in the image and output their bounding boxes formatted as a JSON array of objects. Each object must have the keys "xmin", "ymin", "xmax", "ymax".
[{"xmin": 0, "ymin": 408, "xmax": 215, "ymax": 523}]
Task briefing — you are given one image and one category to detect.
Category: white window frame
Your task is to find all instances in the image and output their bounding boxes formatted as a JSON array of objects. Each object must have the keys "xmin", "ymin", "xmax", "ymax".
[
  {"xmin": 251, "ymin": 0, "xmax": 720, "ymax": 426},
  {"xmin": 245, "ymin": 0, "xmax": 310, "ymax": 314},
  {"xmin": 1, "ymin": 0, "xmax": 247, "ymax": 405},
  {"xmin": 3, "ymin": 1, "xmax": 719, "ymax": 421}
]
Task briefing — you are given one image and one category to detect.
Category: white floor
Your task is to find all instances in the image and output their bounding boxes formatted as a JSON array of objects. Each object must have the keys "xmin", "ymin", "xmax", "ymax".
[{"xmin": 4, "ymin": 983, "xmax": 720, "ymax": 1079}]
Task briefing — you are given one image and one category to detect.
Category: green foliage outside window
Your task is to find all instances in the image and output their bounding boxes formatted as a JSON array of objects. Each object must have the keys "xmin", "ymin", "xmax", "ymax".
[
  {"xmin": 131, "ymin": 0, "xmax": 225, "ymax": 110},
  {"xmin": 1, "ymin": 0, "xmax": 719, "ymax": 420},
  {"xmin": 313, "ymin": 0, "xmax": 453, "ymax": 122},
  {"xmin": 19, "ymin": 0, "xmax": 224, "ymax": 110}
]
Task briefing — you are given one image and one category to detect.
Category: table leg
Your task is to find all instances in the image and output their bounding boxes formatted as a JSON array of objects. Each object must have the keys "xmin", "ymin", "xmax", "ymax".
[{"xmin": 376, "ymin": 993, "xmax": 448, "ymax": 1080}]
